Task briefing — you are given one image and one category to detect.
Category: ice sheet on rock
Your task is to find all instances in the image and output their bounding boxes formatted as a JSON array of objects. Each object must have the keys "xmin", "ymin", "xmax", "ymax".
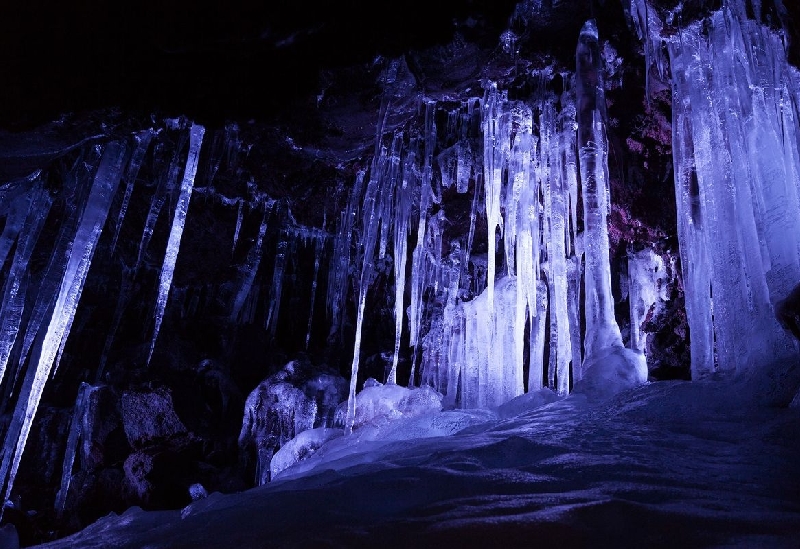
[
  {"xmin": 0, "ymin": 141, "xmax": 126, "ymax": 502},
  {"xmin": 239, "ymin": 367, "xmax": 318, "ymax": 485},
  {"xmin": 574, "ymin": 345, "xmax": 647, "ymax": 401},
  {"xmin": 627, "ymin": 248, "xmax": 668, "ymax": 355},
  {"xmin": 301, "ymin": 373, "xmax": 348, "ymax": 428},
  {"xmin": 495, "ymin": 387, "xmax": 561, "ymax": 419},
  {"xmin": 147, "ymin": 123, "xmax": 205, "ymax": 365}
]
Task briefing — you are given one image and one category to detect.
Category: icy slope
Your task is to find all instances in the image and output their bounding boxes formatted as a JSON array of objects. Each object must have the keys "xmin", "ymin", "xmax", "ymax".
[{"xmin": 32, "ymin": 380, "xmax": 800, "ymax": 549}]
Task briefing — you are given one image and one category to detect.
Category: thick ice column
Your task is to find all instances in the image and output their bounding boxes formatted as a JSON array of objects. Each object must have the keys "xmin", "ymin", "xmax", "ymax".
[
  {"xmin": 576, "ymin": 20, "xmax": 623, "ymax": 357},
  {"xmin": 147, "ymin": 123, "xmax": 205, "ymax": 365},
  {"xmin": 667, "ymin": 7, "xmax": 800, "ymax": 400},
  {"xmin": 539, "ymin": 101, "xmax": 573, "ymax": 394},
  {"xmin": 0, "ymin": 141, "xmax": 126, "ymax": 502}
]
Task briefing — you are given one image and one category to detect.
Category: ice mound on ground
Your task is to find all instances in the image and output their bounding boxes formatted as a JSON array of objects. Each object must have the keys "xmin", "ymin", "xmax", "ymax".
[
  {"xmin": 333, "ymin": 379, "xmax": 443, "ymax": 430},
  {"xmin": 574, "ymin": 345, "xmax": 648, "ymax": 400},
  {"xmin": 270, "ymin": 427, "xmax": 343, "ymax": 479},
  {"xmin": 495, "ymin": 387, "xmax": 562, "ymax": 418}
]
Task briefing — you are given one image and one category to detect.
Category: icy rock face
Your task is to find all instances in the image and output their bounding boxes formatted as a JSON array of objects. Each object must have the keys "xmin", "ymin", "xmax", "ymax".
[
  {"xmin": 301, "ymin": 373, "xmax": 348, "ymax": 428},
  {"xmin": 238, "ymin": 362, "xmax": 319, "ymax": 485}
]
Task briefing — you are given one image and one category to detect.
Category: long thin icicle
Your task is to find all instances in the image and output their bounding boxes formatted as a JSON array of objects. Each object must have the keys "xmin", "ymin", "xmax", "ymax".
[{"xmin": 147, "ymin": 124, "xmax": 205, "ymax": 365}]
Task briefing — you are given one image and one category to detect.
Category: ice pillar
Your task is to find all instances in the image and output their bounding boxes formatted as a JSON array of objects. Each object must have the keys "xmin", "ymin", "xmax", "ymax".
[{"xmin": 576, "ymin": 20, "xmax": 623, "ymax": 357}]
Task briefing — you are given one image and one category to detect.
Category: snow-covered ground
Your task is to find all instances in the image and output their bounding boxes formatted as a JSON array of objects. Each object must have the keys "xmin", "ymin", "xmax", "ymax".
[{"xmin": 29, "ymin": 378, "xmax": 800, "ymax": 548}]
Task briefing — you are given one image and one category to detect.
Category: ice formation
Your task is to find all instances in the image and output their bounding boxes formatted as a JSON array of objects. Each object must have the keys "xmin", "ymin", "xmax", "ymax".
[
  {"xmin": 147, "ymin": 123, "xmax": 205, "ymax": 364},
  {"xmin": 633, "ymin": 0, "xmax": 800, "ymax": 402},
  {"xmin": 0, "ymin": 141, "xmax": 127, "ymax": 502},
  {"xmin": 1, "ymin": 0, "xmax": 799, "ymax": 524}
]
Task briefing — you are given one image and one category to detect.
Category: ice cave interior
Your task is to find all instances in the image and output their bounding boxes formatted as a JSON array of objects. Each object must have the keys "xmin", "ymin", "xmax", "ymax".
[{"xmin": 0, "ymin": 0, "xmax": 799, "ymax": 547}]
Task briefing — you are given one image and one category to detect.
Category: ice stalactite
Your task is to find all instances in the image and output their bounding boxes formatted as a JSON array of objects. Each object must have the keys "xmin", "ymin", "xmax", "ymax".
[
  {"xmin": 0, "ymin": 182, "xmax": 52, "ymax": 387},
  {"xmin": 0, "ymin": 141, "xmax": 127, "ymax": 503},
  {"xmin": 231, "ymin": 203, "xmax": 270, "ymax": 324},
  {"xmin": 408, "ymin": 101, "xmax": 437, "ymax": 358},
  {"xmin": 110, "ymin": 129, "xmax": 153, "ymax": 253},
  {"xmin": 55, "ymin": 382, "xmax": 95, "ymax": 516},
  {"xmin": 305, "ymin": 233, "xmax": 325, "ymax": 350},
  {"xmin": 327, "ymin": 169, "xmax": 366, "ymax": 341},
  {"xmin": 135, "ymin": 142, "xmax": 183, "ymax": 273},
  {"xmin": 389, "ymin": 170, "xmax": 412, "ymax": 384},
  {"xmin": 344, "ymin": 124, "xmax": 403, "ymax": 433},
  {"xmin": 232, "ymin": 199, "xmax": 244, "ymax": 253},
  {"xmin": 265, "ymin": 238, "xmax": 288, "ymax": 338},
  {"xmin": 147, "ymin": 123, "xmax": 205, "ymax": 365},
  {"xmin": 666, "ymin": 4, "xmax": 800, "ymax": 402},
  {"xmin": 14, "ymin": 149, "xmax": 103, "ymax": 391}
]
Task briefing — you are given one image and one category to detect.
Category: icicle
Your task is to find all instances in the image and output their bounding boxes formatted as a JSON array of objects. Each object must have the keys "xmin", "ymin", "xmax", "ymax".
[
  {"xmin": 327, "ymin": 170, "xmax": 366, "ymax": 338},
  {"xmin": 305, "ymin": 235, "xmax": 325, "ymax": 350},
  {"xmin": 265, "ymin": 238, "xmax": 288, "ymax": 338},
  {"xmin": 0, "ymin": 184, "xmax": 53, "ymax": 387},
  {"xmin": 408, "ymin": 101, "xmax": 437, "ymax": 352},
  {"xmin": 135, "ymin": 143, "xmax": 183, "ymax": 272},
  {"xmin": 231, "ymin": 204, "xmax": 269, "ymax": 323},
  {"xmin": 95, "ymin": 268, "xmax": 133, "ymax": 382},
  {"xmin": 232, "ymin": 199, "xmax": 244, "ymax": 253},
  {"xmin": 54, "ymin": 382, "xmax": 94, "ymax": 517},
  {"xmin": 110, "ymin": 129, "xmax": 153, "ymax": 253},
  {"xmin": 147, "ymin": 123, "xmax": 205, "ymax": 365},
  {"xmin": 0, "ymin": 141, "xmax": 126, "ymax": 503}
]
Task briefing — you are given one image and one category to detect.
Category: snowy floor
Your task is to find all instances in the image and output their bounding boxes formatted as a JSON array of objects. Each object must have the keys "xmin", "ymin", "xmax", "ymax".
[{"xmin": 32, "ymin": 380, "xmax": 800, "ymax": 549}]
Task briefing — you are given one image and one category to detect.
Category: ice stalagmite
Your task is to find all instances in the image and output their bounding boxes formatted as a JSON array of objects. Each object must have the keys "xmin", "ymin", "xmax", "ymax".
[
  {"xmin": 575, "ymin": 20, "xmax": 646, "ymax": 396},
  {"xmin": 147, "ymin": 123, "xmax": 205, "ymax": 365},
  {"xmin": 0, "ymin": 141, "xmax": 126, "ymax": 503},
  {"xmin": 576, "ymin": 20, "xmax": 621, "ymax": 355}
]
